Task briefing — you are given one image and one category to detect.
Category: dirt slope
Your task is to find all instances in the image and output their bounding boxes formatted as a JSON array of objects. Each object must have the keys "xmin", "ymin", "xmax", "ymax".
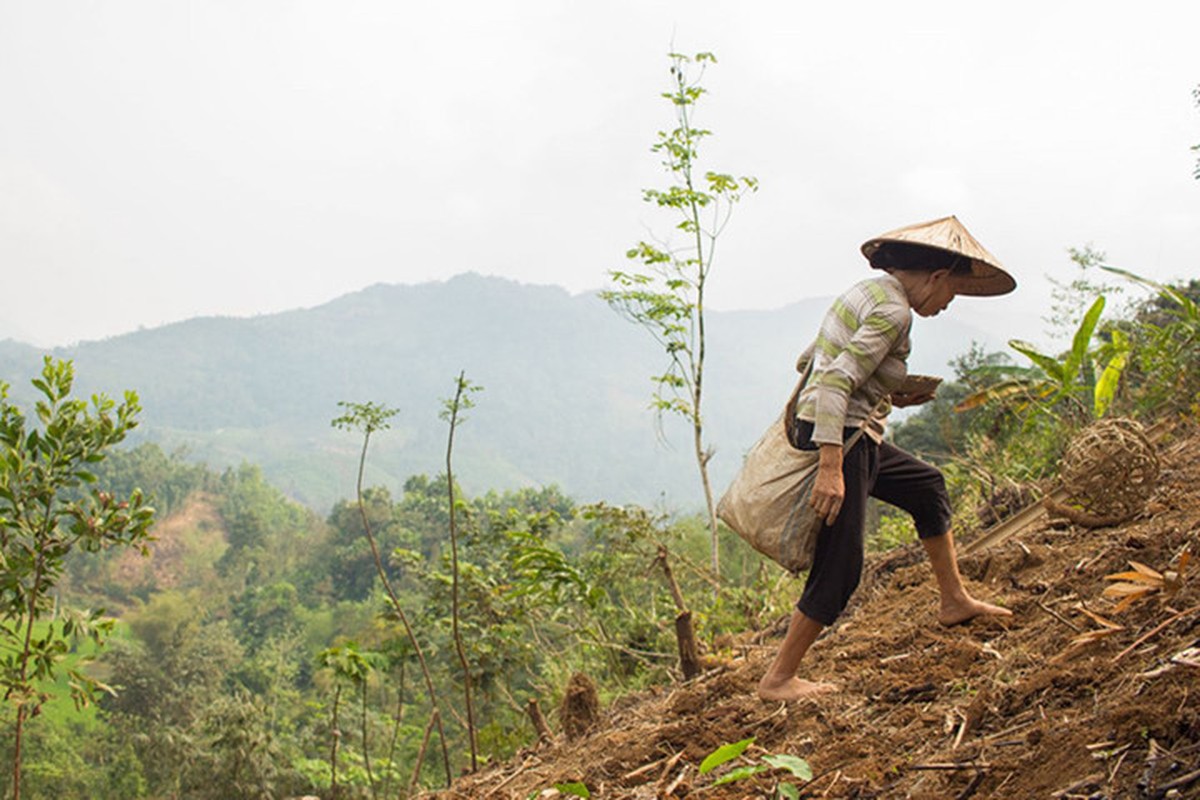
[
  {"xmin": 446, "ymin": 425, "xmax": 1200, "ymax": 799},
  {"xmin": 108, "ymin": 492, "xmax": 226, "ymax": 594}
]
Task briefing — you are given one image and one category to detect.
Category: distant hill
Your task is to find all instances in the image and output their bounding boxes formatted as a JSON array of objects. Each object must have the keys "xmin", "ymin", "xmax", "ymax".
[{"xmin": 0, "ymin": 274, "xmax": 1001, "ymax": 511}]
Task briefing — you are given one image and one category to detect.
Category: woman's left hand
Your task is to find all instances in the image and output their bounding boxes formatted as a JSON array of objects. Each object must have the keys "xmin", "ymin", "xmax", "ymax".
[{"xmin": 891, "ymin": 390, "xmax": 936, "ymax": 408}]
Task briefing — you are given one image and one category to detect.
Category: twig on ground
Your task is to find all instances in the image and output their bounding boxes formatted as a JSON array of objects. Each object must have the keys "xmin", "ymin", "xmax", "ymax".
[
  {"xmin": 657, "ymin": 751, "xmax": 684, "ymax": 785},
  {"xmin": 815, "ymin": 768, "xmax": 842, "ymax": 797},
  {"xmin": 1112, "ymin": 604, "xmax": 1200, "ymax": 663},
  {"xmin": 1155, "ymin": 766, "xmax": 1200, "ymax": 795},
  {"xmin": 1036, "ymin": 600, "xmax": 1082, "ymax": 632},
  {"xmin": 660, "ymin": 765, "xmax": 689, "ymax": 797},
  {"xmin": 955, "ymin": 768, "xmax": 987, "ymax": 800},
  {"xmin": 1051, "ymin": 773, "xmax": 1104, "ymax": 798},
  {"xmin": 490, "ymin": 756, "xmax": 539, "ymax": 795},
  {"xmin": 620, "ymin": 753, "xmax": 671, "ymax": 782}
]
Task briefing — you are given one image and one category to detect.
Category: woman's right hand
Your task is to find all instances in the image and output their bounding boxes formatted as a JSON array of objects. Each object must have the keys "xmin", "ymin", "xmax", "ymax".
[{"xmin": 810, "ymin": 444, "xmax": 845, "ymax": 525}]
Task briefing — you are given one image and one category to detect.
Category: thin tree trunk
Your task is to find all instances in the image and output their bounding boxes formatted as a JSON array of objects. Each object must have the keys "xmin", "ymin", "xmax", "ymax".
[
  {"xmin": 360, "ymin": 679, "xmax": 377, "ymax": 799},
  {"xmin": 329, "ymin": 684, "xmax": 342, "ymax": 800},
  {"xmin": 693, "ymin": 418, "xmax": 719, "ymax": 587},
  {"xmin": 408, "ymin": 710, "xmax": 439, "ymax": 797},
  {"xmin": 381, "ymin": 661, "xmax": 405, "ymax": 799},
  {"xmin": 679, "ymin": 80, "xmax": 719, "ymax": 589},
  {"xmin": 12, "ymin": 553, "xmax": 48, "ymax": 800},
  {"xmin": 353, "ymin": 431, "xmax": 452, "ymax": 787},
  {"xmin": 445, "ymin": 372, "xmax": 479, "ymax": 772},
  {"xmin": 674, "ymin": 611, "xmax": 702, "ymax": 680}
]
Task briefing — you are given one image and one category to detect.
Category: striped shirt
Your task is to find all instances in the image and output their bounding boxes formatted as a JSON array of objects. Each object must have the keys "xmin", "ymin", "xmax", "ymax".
[{"xmin": 795, "ymin": 273, "xmax": 912, "ymax": 445}]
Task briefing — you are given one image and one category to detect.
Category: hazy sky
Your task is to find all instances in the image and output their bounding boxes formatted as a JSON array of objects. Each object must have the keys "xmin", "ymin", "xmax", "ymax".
[{"xmin": 2, "ymin": 1, "xmax": 1197, "ymax": 347}]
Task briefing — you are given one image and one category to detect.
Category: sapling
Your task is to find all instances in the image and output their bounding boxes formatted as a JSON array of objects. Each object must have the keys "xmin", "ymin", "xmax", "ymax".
[
  {"xmin": 439, "ymin": 371, "xmax": 482, "ymax": 771},
  {"xmin": 330, "ymin": 401, "xmax": 452, "ymax": 789},
  {"xmin": 603, "ymin": 51, "xmax": 757, "ymax": 585}
]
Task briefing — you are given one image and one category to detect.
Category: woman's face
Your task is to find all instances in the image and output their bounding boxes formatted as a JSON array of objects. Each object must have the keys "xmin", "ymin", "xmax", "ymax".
[{"xmin": 911, "ymin": 269, "xmax": 958, "ymax": 317}]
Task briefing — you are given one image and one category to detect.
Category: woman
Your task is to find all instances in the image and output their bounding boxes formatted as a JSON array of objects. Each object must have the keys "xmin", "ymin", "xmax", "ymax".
[{"xmin": 758, "ymin": 216, "xmax": 1014, "ymax": 702}]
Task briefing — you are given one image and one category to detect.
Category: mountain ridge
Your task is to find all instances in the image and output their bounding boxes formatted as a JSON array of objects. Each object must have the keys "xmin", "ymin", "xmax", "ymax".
[{"xmin": 0, "ymin": 273, "xmax": 1000, "ymax": 510}]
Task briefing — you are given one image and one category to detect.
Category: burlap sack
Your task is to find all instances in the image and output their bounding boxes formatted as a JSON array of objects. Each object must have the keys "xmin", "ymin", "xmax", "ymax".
[
  {"xmin": 718, "ymin": 350, "xmax": 881, "ymax": 575},
  {"xmin": 716, "ymin": 414, "xmax": 824, "ymax": 574}
]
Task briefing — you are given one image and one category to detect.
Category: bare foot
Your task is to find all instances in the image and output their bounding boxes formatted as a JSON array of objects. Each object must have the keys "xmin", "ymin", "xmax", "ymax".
[
  {"xmin": 757, "ymin": 675, "xmax": 839, "ymax": 702},
  {"xmin": 938, "ymin": 595, "xmax": 1012, "ymax": 626}
]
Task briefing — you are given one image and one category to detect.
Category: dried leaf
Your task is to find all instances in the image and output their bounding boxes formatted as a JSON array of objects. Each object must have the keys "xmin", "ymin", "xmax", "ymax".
[
  {"xmin": 1102, "ymin": 583, "xmax": 1154, "ymax": 598},
  {"xmin": 1075, "ymin": 605, "xmax": 1123, "ymax": 629},
  {"xmin": 1112, "ymin": 593, "xmax": 1147, "ymax": 614},
  {"xmin": 1069, "ymin": 627, "xmax": 1124, "ymax": 646},
  {"xmin": 1128, "ymin": 561, "xmax": 1164, "ymax": 580},
  {"xmin": 1104, "ymin": 571, "xmax": 1165, "ymax": 586}
]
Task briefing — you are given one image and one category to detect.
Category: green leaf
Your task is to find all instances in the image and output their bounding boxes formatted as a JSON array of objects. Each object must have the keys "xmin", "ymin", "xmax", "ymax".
[
  {"xmin": 776, "ymin": 782, "xmax": 801, "ymax": 800},
  {"xmin": 1066, "ymin": 295, "xmax": 1105, "ymax": 381},
  {"xmin": 712, "ymin": 764, "xmax": 769, "ymax": 785},
  {"xmin": 699, "ymin": 737, "xmax": 755, "ymax": 774},
  {"xmin": 761, "ymin": 753, "xmax": 813, "ymax": 781},
  {"xmin": 554, "ymin": 781, "xmax": 591, "ymax": 798},
  {"xmin": 1008, "ymin": 340, "xmax": 1065, "ymax": 382},
  {"xmin": 1094, "ymin": 347, "xmax": 1128, "ymax": 418}
]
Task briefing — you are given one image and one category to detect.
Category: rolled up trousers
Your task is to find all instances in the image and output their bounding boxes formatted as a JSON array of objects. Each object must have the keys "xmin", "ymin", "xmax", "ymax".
[{"xmin": 789, "ymin": 420, "xmax": 952, "ymax": 626}]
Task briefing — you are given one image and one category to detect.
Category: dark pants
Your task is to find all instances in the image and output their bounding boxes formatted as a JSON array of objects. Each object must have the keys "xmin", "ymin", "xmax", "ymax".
[{"xmin": 789, "ymin": 420, "xmax": 952, "ymax": 626}]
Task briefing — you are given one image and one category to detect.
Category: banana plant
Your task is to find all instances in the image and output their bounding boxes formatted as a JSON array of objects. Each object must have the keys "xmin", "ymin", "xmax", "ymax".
[
  {"xmin": 957, "ymin": 296, "xmax": 1130, "ymax": 421},
  {"xmin": 1100, "ymin": 265, "xmax": 1200, "ymax": 415}
]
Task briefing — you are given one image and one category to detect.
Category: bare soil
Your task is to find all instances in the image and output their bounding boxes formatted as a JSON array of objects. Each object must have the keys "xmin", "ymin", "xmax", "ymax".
[
  {"xmin": 109, "ymin": 492, "xmax": 225, "ymax": 592},
  {"xmin": 444, "ymin": 424, "xmax": 1200, "ymax": 799}
]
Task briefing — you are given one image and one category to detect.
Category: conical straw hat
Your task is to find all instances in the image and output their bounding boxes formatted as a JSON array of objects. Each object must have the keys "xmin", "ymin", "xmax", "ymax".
[{"xmin": 861, "ymin": 215, "xmax": 1016, "ymax": 296}]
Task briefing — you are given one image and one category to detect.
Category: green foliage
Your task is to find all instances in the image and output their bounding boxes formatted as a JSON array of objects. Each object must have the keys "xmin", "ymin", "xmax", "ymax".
[
  {"xmin": 1101, "ymin": 266, "xmax": 1200, "ymax": 417},
  {"xmin": 959, "ymin": 295, "xmax": 1130, "ymax": 428},
  {"xmin": 869, "ymin": 507, "xmax": 917, "ymax": 553},
  {"xmin": 604, "ymin": 51, "xmax": 756, "ymax": 421},
  {"xmin": 699, "ymin": 737, "xmax": 811, "ymax": 795},
  {"xmin": 554, "ymin": 780, "xmax": 591, "ymax": 798},
  {"xmin": 84, "ymin": 442, "xmax": 209, "ymax": 517},
  {"xmin": 699, "ymin": 736, "xmax": 755, "ymax": 773},
  {"xmin": 0, "ymin": 358, "xmax": 155, "ymax": 797}
]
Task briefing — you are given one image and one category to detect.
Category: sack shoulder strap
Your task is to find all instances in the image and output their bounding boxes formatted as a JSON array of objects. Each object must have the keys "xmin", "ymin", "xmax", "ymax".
[{"xmin": 784, "ymin": 345, "xmax": 889, "ymax": 453}]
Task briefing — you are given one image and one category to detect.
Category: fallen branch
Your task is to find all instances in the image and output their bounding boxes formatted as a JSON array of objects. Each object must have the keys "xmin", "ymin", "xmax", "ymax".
[
  {"xmin": 1112, "ymin": 604, "xmax": 1200, "ymax": 663},
  {"xmin": 962, "ymin": 488, "xmax": 1068, "ymax": 557}
]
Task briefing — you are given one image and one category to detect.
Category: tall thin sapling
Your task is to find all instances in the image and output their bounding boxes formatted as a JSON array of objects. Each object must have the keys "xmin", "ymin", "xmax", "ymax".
[
  {"xmin": 330, "ymin": 401, "xmax": 452, "ymax": 789},
  {"xmin": 602, "ymin": 51, "xmax": 757, "ymax": 584}
]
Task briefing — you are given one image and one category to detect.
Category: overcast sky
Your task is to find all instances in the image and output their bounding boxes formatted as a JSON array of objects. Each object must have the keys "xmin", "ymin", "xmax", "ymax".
[{"xmin": 2, "ymin": 1, "xmax": 1197, "ymax": 348}]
